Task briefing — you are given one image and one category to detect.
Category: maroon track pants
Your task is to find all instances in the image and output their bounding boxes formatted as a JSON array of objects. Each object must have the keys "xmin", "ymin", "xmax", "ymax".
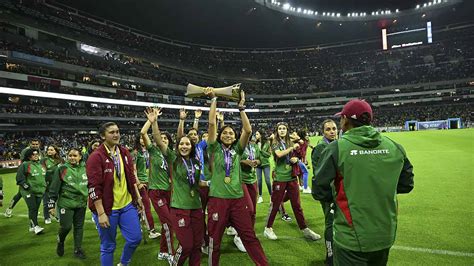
[
  {"xmin": 207, "ymin": 196, "xmax": 268, "ymax": 266},
  {"xmin": 243, "ymin": 182, "xmax": 258, "ymax": 226},
  {"xmin": 149, "ymin": 189, "xmax": 174, "ymax": 254},
  {"xmin": 171, "ymin": 208, "xmax": 204, "ymax": 266},
  {"xmin": 199, "ymin": 186, "xmax": 210, "ymax": 246},
  {"xmin": 266, "ymin": 180, "xmax": 307, "ymax": 230},
  {"xmin": 139, "ymin": 187, "xmax": 155, "ymax": 230}
]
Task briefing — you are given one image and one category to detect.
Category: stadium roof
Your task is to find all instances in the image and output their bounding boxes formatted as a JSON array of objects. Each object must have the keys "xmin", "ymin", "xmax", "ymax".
[{"xmin": 54, "ymin": 0, "xmax": 473, "ymax": 48}]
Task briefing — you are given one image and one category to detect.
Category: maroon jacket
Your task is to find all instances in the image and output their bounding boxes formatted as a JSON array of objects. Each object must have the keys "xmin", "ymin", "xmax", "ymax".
[
  {"xmin": 86, "ymin": 143, "xmax": 138, "ymax": 215},
  {"xmin": 291, "ymin": 140, "xmax": 308, "ymax": 177}
]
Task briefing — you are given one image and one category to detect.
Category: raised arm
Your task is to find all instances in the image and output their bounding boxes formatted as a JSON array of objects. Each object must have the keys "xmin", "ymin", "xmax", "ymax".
[
  {"xmin": 193, "ymin": 109, "xmax": 202, "ymax": 131},
  {"xmin": 140, "ymin": 111, "xmax": 152, "ymax": 147},
  {"xmin": 150, "ymin": 108, "xmax": 168, "ymax": 154},
  {"xmin": 274, "ymin": 142, "xmax": 299, "ymax": 158},
  {"xmin": 238, "ymin": 91, "xmax": 252, "ymax": 149},
  {"xmin": 217, "ymin": 111, "xmax": 225, "ymax": 129},
  {"xmin": 177, "ymin": 108, "xmax": 187, "ymax": 139},
  {"xmin": 206, "ymin": 88, "xmax": 217, "ymax": 143}
]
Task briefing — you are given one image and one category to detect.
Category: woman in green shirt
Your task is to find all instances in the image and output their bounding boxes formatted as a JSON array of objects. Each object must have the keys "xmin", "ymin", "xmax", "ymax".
[
  {"xmin": 41, "ymin": 145, "xmax": 63, "ymax": 224},
  {"xmin": 48, "ymin": 148, "xmax": 87, "ymax": 259},
  {"xmin": 255, "ymin": 130, "xmax": 272, "ymax": 203},
  {"xmin": 263, "ymin": 122, "xmax": 321, "ymax": 242},
  {"xmin": 16, "ymin": 148, "xmax": 46, "ymax": 235},
  {"xmin": 148, "ymin": 107, "xmax": 205, "ymax": 266}
]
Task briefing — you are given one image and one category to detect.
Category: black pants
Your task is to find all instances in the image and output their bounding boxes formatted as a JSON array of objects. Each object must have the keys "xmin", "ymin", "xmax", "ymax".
[
  {"xmin": 320, "ymin": 201, "xmax": 334, "ymax": 265},
  {"xmin": 20, "ymin": 189, "xmax": 42, "ymax": 227},
  {"xmin": 334, "ymin": 244, "xmax": 390, "ymax": 266},
  {"xmin": 58, "ymin": 207, "xmax": 86, "ymax": 249}
]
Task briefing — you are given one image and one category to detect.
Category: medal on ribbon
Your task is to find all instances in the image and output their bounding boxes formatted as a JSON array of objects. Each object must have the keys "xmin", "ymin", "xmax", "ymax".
[
  {"xmin": 223, "ymin": 145, "xmax": 232, "ymax": 184},
  {"xmin": 182, "ymin": 158, "xmax": 196, "ymax": 190}
]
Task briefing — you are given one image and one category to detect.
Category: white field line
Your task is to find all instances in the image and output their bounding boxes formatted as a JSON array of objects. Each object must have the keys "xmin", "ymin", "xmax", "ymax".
[{"xmin": 6, "ymin": 214, "xmax": 474, "ymax": 258}]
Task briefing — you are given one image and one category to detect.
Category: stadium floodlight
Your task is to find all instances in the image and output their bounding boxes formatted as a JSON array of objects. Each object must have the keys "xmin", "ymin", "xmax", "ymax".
[
  {"xmin": 297, "ymin": 7, "xmax": 301, "ymax": 13},
  {"xmin": 315, "ymin": 11, "xmax": 318, "ymax": 15},
  {"xmin": 282, "ymin": 3, "xmax": 290, "ymax": 10},
  {"xmin": 360, "ymin": 12, "xmax": 364, "ymax": 16},
  {"xmin": 331, "ymin": 12, "xmax": 335, "ymax": 17},
  {"xmin": 347, "ymin": 13, "xmax": 351, "ymax": 17},
  {"xmin": 424, "ymin": 3, "xmax": 427, "ymax": 7},
  {"xmin": 322, "ymin": 12, "xmax": 326, "ymax": 16},
  {"xmin": 428, "ymin": 2, "xmax": 432, "ymax": 6},
  {"xmin": 336, "ymin": 13, "xmax": 340, "ymax": 17},
  {"xmin": 376, "ymin": 11, "xmax": 379, "ymax": 15},
  {"xmin": 308, "ymin": 10, "xmax": 314, "ymax": 14},
  {"xmin": 371, "ymin": 11, "xmax": 375, "ymax": 15},
  {"xmin": 416, "ymin": 4, "xmax": 420, "ymax": 8},
  {"xmin": 396, "ymin": 9, "xmax": 399, "ymax": 12},
  {"xmin": 0, "ymin": 87, "xmax": 259, "ymax": 113}
]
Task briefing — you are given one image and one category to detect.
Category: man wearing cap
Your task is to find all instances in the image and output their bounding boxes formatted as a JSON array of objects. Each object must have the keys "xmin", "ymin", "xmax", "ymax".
[{"xmin": 313, "ymin": 99, "xmax": 414, "ymax": 266}]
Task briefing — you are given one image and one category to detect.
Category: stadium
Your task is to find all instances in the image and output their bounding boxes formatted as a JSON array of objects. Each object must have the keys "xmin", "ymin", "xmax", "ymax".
[{"xmin": 0, "ymin": 0, "xmax": 472, "ymax": 265}]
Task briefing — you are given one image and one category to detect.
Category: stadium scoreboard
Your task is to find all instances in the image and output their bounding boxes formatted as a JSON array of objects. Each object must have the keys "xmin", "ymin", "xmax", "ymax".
[{"xmin": 382, "ymin": 22, "xmax": 432, "ymax": 50}]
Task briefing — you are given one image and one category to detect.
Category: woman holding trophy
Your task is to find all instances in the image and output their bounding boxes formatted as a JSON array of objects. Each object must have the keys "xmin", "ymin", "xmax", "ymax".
[{"xmin": 202, "ymin": 87, "xmax": 268, "ymax": 266}]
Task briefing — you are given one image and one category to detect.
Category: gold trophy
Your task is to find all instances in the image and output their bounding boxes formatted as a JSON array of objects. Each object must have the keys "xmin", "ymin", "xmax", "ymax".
[{"xmin": 186, "ymin": 83, "xmax": 241, "ymax": 101}]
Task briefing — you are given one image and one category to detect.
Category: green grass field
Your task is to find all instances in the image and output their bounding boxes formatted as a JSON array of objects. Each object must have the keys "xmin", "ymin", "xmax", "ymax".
[{"xmin": 0, "ymin": 129, "xmax": 473, "ymax": 265}]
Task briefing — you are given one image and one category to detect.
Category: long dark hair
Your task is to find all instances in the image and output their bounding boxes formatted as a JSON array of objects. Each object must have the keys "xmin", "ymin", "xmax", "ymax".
[
  {"xmin": 173, "ymin": 136, "xmax": 198, "ymax": 171},
  {"xmin": 23, "ymin": 148, "xmax": 39, "ymax": 162},
  {"xmin": 273, "ymin": 122, "xmax": 291, "ymax": 147},
  {"xmin": 133, "ymin": 133, "xmax": 142, "ymax": 151},
  {"xmin": 217, "ymin": 125, "xmax": 239, "ymax": 147},
  {"xmin": 68, "ymin": 147, "xmax": 83, "ymax": 164},
  {"xmin": 256, "ymin": 129, "xmax": 268, "ymax": 144},
  {"xmin": 47, "ymin": 144, "xmax": 62, "ymax": 164},
  {"xmin": 161, "ymin": 131, "xmax": 174, "ymax": 151}
]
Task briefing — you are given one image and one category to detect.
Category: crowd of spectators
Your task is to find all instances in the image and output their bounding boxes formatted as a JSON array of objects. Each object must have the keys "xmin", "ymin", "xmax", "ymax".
[{"xmin": 0, "ymin": 0, "xmax": 473, "ymax": 96}]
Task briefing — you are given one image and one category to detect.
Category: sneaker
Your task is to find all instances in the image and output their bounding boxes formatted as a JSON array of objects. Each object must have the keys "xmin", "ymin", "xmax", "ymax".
[
  {"xmin": 263, "ymin": 227, "xmax": 277, "ymax": 240},
  {"xmin": 45, "ymin": 218, "xmax": 52, "ymax": 224},
  {"xmin": 257, "ymin": 196, "xmax": 263, "ymax": 204},
  {"xmin": 148, "ymin": 229, "xmax": 161, "ymax": 239},
  {"xmin": 34, "ymin": 225, "xmax": 44, "ymax": 235},
  {"xmin": 4, "ymin": 208, "xmax": 12, "ymax": 218},
  {"xmin": 281, "ymin": 214, "xmax": 292, "ymax": 222},
  {"xmin": 167, "ymin": 254, "xmax": 174, "ymax": 266},
  {"xmin": 299, "ymin": 186, "xmax": 304, "ymax": 192},
  {"xmin": 157, "ymin": 252, "xmax": 169, "ymax": 260},
  {"xmin": 74, "ymin": 248, "xmax": 86, "ymax": 259},
  {"xmin": 29, "ymin": 227, "xmax": 35, "ymax": 232},
  {"xmin": 303, "ymin": 188, "xmax": 312, "ymax": 194},
  {"xmin": 302, "ymin": 227, "xmax": 321, "ymax": 241},
  {"xmin": 201, "ymin": 245, "xmax": 209, "ymax": 255},
  {"xmin": 233, "ymin": 235, "xmax": 247, "ymax": 252},
  {"xmin": 226, "ymin": 226, "xmax": 237, "ymax": 236},
  {"xmin": 56, "ymin": 241, "xmax": 64, "ymax": 257}
]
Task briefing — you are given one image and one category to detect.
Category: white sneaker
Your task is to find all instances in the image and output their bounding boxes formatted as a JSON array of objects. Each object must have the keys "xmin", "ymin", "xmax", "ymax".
[
  {"xmin": 167, "ymin": 254, "xmax": 174, "ymax": 266},
  {"xmin": 148, "ymin": 229, "xmax": 161, "ymax": 239},
  {"xmin": 34, "ymin": 225, "xmax": 44, "ymax": 235},
  {"xmin": 157, "ymin": 252, "xmax": 169, "ymax": 260},
  {"xmin": 226, "ymin": 226, "xmax": 237, "ymax": 236},
  {"xmin": 263, "ymin": 227, "xmax": 277, "ymax": 240},
  {"xmin": 302, "ymin": 188, "xmax": 312, "ymax": 194},
  {"xmin": 201, "ymin": 245, "xmax": 209, "ymax": 255},
  {"xmin": 302, "ymin": 227, "xmax": 321, "ymax": 241},
  {"xmin": 299, "ymin": 186, "xmax": 303, "ymax": 192},
  {"xmin": 233, "ymin": 235, "xmax": 247, "ymax": 252},
  {"xmin": 29, "ymin": 227, "xmax": 35, "ymax": 232},
  {"xmin": 257, "ymin": 196, "xmax": 263, "ymax": 203},
  {"xmin": 4, "ymin": 208, "xmax": 12, "ymax": 218},
  {"xmin": 45, "ymin": 218, "xmax": 52, "ymax": 224}
]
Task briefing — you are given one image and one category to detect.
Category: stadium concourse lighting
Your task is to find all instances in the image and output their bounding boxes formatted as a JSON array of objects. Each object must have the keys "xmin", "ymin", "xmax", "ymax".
[
  {"xmin": 0, "ymin": 87, "xmax": 259, "ymax": 113},
  {"xmin": 282, "ymin": 3, "xmax": 290, "ymax": 10}
]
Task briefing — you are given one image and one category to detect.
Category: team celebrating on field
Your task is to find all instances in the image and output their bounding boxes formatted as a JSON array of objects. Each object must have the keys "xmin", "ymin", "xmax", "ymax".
[{"xmin": 1, "ymin": 89, "xmax": 414, "ymax": 266}]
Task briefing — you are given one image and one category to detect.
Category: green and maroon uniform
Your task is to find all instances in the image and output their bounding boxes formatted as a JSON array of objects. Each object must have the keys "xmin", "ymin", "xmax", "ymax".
[
  {"xmin": 241, "ymin": 143, "xmax": 259, "ymax": 226},
  {"xmin": 311, "ymin": 137, "xmax": 335, "ymax": 265},
  {"xmin": 266, "ymin": 140, "xmax": 308, "ymax": 230},
  {"xmin": 41, "ymin": 156, "xmax": 61, "ymax": 220},
  {"xmin": 165, "ymin": 149, "xmax": 202, "ymax": 265},
  {"xmin": 49, "ymin": 162, "xmax": 88, "ymax": 249},
  {"xmin": 132, "ymin": 148, "xmax": 155, "ymax": 232},
  {"xmin": 313, "ymin": 126, "xmax": 414, "ymax": 265},
  {"xmin": 146, "ymin": 145, "xmax": 174, "ymax": 254},
  {"xmin": 206, "ymin": 140, "xmax": 268, "ymax": 266},
  {"xmin": 16, "ymin": 160, "xmax": 46, "ymax": 227}
]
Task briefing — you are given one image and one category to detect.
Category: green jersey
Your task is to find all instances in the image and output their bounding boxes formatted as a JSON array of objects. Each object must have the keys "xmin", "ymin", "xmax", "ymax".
[
  {"xmin": 147, "ymin": 145, "xmax": 171, "ymax": 191},
  {"xmin": 207, "ymin": 141, "xmax": 244, "ymax": 199},
  {"xmin": 272, "ymin": 141, "xmax": 294, "ymax": 182},
  {"xmin": 49, "ymin": 162, "xmax": 88, "ymax": 209},
  {"xmin": 133, "ymin": 149, "xmax": 148, "ymax": 183},
  {"xmin": 41, "ymin": 157, "xmax": 61, "ymax": 184},
  {"xmin": 313, "ymin": 126, "xmax": 414, "ymax": 252},
  {"xmin": 258, "ymin": 141, "xmax": 271, "ymax": 167},
  {"xmin": 241, "ymin": 143, "xmax": 257, "ymax": 184},
  {"xmin": 164, "ymin": 149, "xmax": 201, "ymax": 210},
  {"xmin": 16, "ymin": 161, "xmax": 46, "ymax": 196}
]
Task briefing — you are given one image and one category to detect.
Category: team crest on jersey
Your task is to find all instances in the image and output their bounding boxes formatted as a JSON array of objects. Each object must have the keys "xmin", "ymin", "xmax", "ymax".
[
  {"xmin": 60, "ymin": 208, "xmax": 66, "ymax": 214},
  {"xmin": 158, "ymin": 199, "xmax": 164, "ymax": 207},
  {"xmin": 275, "ymin": 185, "xmax": 280, "ymax": 191},
  {"xmin": 105, "ymin": 159, "xmax": 110, "ymax": 163},
  {"xmin": 212, "ymin": 213, "xmax": 219, "ymax": 221},
  {"xmin": 104, "ymin": 169, "xmax": 113, "ymax": 173},
  {"xmin": 178, "ymin": 218, "xmax": 185, "ymax": 227},
  {"xmin": 26, "ymin": 194, "xmax": 31, "ymax": 198}
]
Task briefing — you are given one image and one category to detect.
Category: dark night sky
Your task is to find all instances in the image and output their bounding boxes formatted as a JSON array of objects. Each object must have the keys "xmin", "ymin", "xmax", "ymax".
[{"xmin": 54, "ymin": 0, "xmax": 473, "ymax": 48}]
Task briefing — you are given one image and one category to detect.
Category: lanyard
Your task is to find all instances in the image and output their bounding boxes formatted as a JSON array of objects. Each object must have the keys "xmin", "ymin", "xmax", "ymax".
[
  {"xmin": 181, "ymin": 157, "xmax": 196, "ymax": 187},
  {"xmin": 111, "ymin": 146, "xmax": 121, "ymax": 181},
  {"xmin": 222, "ymin": 145, "xmax": 232, "ymax": 177},
  {"xmin": 280, "ymin": 140, "xmax": 290, "ymax": 164},
  {"xmin": 142, "ymin": 148, "xmax": 150, "ymax": 168},
  {"xmin": 246, "ymin": 145, "xmax": 255, "ymax": 160},
  {"xmin": 323, "ymin": 137, "xmax": 331, "ymax": 144}
]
